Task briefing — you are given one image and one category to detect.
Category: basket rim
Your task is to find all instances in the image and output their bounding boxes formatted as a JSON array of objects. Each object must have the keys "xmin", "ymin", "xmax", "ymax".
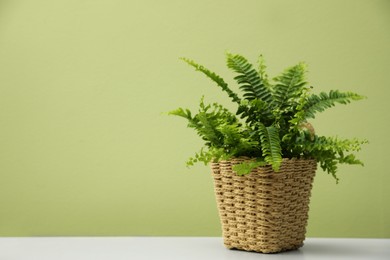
[
  {"xmin": 210, "ymin": 157, "xmax": 318, "ymax": 176},
  {"xmin": 211, "ymin": 156, "xmax": 317, "ymax": 164},
  {"xmin": 217, "ymin": 156, "xmax": 316, "ymax": 160}
]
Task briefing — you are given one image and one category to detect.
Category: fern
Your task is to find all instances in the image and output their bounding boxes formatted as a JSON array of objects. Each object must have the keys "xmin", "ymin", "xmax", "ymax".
[
  {"xmin": 169, "ymin": 98, "xmax": 236, "ymax": 147},
  {"xmin": 170, "ymin": 53, "xmax": 367, "ymax": 181},
  {"xmin": 232, "ymin": 160, "xmax": 267, "ymax": 176},
  {"xmin": 217, "ymin": 124, "xmax": 259, "ymax": 156},
  {"xmin": 180, "ymin": 57, "xmax": 241, "ymax": 104},
  {"xmin": 226, "ymin": 53, "xmax": 272, "ymax": 103},
  {"xmin": 293, "ymin": 135, "xmax": 368, "ymax": 182},
  {"xmin": 186, "ymin": 147, "xmax": 225, "ymax": 167},
  {"xmin": 170, "ymin": 97, "xmax": 260, "ymax": 170},
  {"xmin": 258, "ymin": 124, "xmax": 282, "ymax": 171},
  {"xmin": 273, "ymin": 62, "xmax": 308, "ymax": 110},
  {"xmin": 236, "ymin": 99, "xmax": 274, "ymax": 127},
  {"xmin": 168, "ymin": 107, "xmax": 192, "ymax": 120},
  {"xmin": 186, "ymin": 148, "xmax": 213, "ymax": 167},
  {"xmin": 257, "ymin": 54, "xmax": 270, "ymax": 87},
  {"xmin": 304, "ymin": 90, "xmax": 365, "ymax": 119}
]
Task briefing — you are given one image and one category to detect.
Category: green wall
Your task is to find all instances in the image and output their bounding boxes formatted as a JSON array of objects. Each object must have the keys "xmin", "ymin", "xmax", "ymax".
[{"xmin": 0, "ymin": 0, "xmax": 389, "ymax": 237}]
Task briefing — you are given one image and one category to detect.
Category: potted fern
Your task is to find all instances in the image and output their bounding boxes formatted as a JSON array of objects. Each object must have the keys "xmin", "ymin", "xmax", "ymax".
[{"xmin": 169, "ymin": 53, "xmax": 367, "ymax": 253}]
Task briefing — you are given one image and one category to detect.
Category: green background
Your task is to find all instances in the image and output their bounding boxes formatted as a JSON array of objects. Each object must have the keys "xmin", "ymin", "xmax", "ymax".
[{"xmin": 0, "ymin": 0, "xmax": 389, "ymax": 237}]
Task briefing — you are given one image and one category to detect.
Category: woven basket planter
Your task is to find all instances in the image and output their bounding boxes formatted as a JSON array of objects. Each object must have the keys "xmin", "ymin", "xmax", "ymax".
[{"xmin": 211, "ymin": 157, "xmax": 317, "ymax": 254}]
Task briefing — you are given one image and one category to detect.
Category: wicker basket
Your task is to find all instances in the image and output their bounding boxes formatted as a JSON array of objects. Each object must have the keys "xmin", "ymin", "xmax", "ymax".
[{"xmin": 211, "ymin": 157, "xmax": 317, "ymax": 253}]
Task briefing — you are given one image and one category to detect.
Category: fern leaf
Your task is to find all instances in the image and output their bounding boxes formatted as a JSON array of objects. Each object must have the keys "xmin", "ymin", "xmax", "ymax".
[
  {"xmin": 168, "ymin": 108, "xmax": 192, "ymax": 119},
  {"xmin": 180, "ymin": 57, "xmax": 241, "ymax": 104},
  {"xmin": 226, "ymin": 53, "xmax": 272, "ymax": 103},
  {"xmin": 257, "ymin": 54, "xmax": 270, "ymax": 87},
  {"xmin": 304, "ymin": 90, "xmax": 365, "ymax": 119},
  {"xmin": 236, "ymin": 99, "xmax": 274, "ymax": 127},
  {"xmin": 338, "ymin": 153, "xmax": 364, "ymax": 166},
  {"xmin": 258, "ymin": 124, "xmax": 282, "ymax": 171},
  {"xmin": 195, "ymin": 113, "xmax": 223, "ymax": 146},
  {"xmin": 232, "ymin": 160, "xmax": 267, "ymax": 176},
  {"xmin": 186, "ymin": 148, "xmax": 215, "ymax": 166},
  {"xmin": 273, "ymin": 62, "xmax": 308, "ymax": 109}
]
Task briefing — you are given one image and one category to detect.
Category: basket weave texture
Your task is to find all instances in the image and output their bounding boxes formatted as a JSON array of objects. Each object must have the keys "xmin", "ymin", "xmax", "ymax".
[{"xmin": 211, "ymin": 157, "xmax": 317, "ymax": 253}]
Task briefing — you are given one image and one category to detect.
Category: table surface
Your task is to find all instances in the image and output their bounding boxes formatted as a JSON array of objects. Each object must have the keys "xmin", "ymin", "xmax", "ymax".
[{"xmin": 0, "ymin": 237, "xmax": 389, "ymax": 260}]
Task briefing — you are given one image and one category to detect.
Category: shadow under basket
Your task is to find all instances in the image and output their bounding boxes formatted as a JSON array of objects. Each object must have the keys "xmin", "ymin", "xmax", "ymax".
[{"xmin": 211, "ymin": 158, "xmax": 317, "ymax": 254}]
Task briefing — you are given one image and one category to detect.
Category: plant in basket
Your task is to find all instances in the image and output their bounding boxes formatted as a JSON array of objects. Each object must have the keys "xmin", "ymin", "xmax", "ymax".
[{"xmin": 169, "ymin": 53, "xmax": 367, "ymax": 253}]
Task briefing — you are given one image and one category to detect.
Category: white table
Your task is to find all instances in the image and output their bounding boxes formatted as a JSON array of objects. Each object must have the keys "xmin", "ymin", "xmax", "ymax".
[{"xmin": 0, "ymin": 237, "xmax": 388, "ymax": 260}]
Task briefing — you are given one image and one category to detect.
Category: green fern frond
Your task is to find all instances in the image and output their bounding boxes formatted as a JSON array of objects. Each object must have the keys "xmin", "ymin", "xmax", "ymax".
[
  {"xmin": 170, "ymin": 98, "xmax": 238, "ymax": 148},
  {"xmin": 299, "ymin": 135, "xmax": 368, "ymax": 182},
  {"xmin": 217, "ymin": 124, "xmax": 245, "ymax": 148},
  {"xmin": 226, "ymin": 53, "xmax": 272, "ymax": 103},
  {"xmin": 186, "ymin": 146, "xmax": 231, "ymax": 167},
  {"xmin": 232, "ymin": 160, "xmax": 267, "ymax": 176},
  {"xmin": 168, "ymin": 108, "xmax": 192, "ymax": 119},
  {"xmin": 287, "ymin": 86, "xmax": 312, "ymax": 130},
  {"xmin": 194, "ymin": 113, "xmax": 224, "ymax": 146},
  {"xmin": 273, "ymin": 62, "xmax": 308, "ymax": 110},
  {"xmin": 217, "ymin": 123, "xmax": 259, "ymax": 156},
  {"xmin": 257, "ymin": 54, "xmax": 270, "ymax": 87},
  {"xmin": 236, "ymin": 99, "xmax": 274, "ymax": 126},
  {"xmin": 320, "ymin": 158, "xmax": 339, "ymax": 183},
  {"xmin": 338, "ymin": 153, "xmax": 364, "ymax": 166},
  {"xmin": 180, "ymin": 57, "xmax": 241, "ymax": 104},
  {"xmin": 258, "ymin": 124, "xmax": 282, "ymax": 171},
  {"xmin": 186, "ymin": 148, "xmax": 212, "ymax": 166},
  {"xmin": 299, "ymin": 135, "xmax": 367, "ymax": 156},
  {"xmin": 304, "ymin": 90, "xmax": 365, "ymax": 119}
]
